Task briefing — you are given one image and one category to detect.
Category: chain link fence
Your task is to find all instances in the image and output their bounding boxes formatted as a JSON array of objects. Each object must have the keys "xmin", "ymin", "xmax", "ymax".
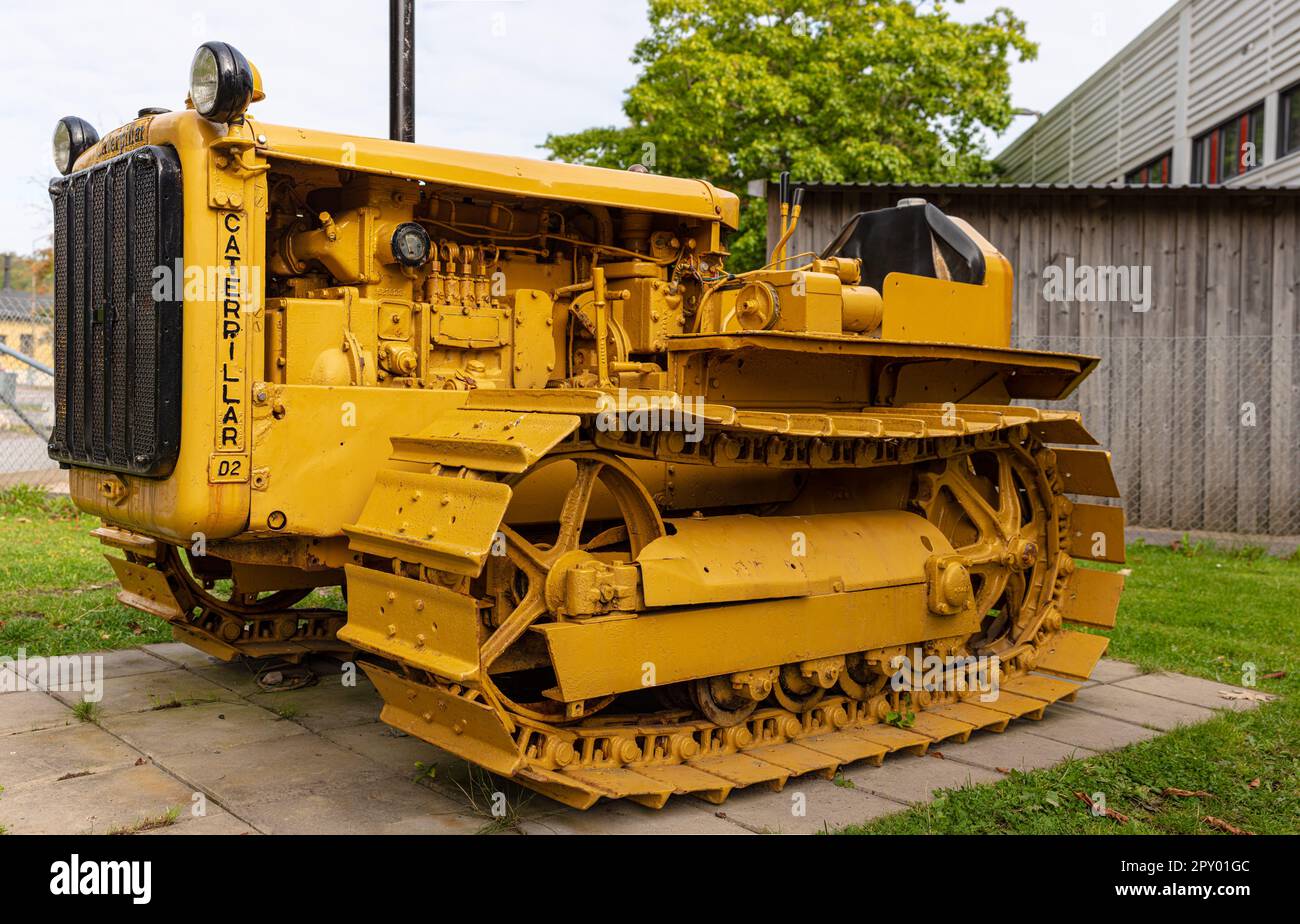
[
  {"xmin": 1016, "ymin": 334, "xmax": 1300, "ymax": 538},
  {"xmin": 0, "ymin": 293, "xmax": 59, "ymax": 491}
]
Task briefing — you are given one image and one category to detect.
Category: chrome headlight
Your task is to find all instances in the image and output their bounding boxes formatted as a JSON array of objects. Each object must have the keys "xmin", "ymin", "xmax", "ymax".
[
  {"xmin": 189, "ymin": 41, "xmax": 254, "ymax": 123},
  {"xmin": 52, "ymin": 117, "xmax": 99, "ymax": 176}
]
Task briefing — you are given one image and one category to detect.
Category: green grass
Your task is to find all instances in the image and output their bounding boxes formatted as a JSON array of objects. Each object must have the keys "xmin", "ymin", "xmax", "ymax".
[
  {"xmin": 106, "ymin": 806, "xmax": 181, "ymax": 835},
  {"xmin": 1082, "ymin": 541, "xmax": 1298, "ymax": 693},
  {"xmin": 0, "ymin": 486, "xmax": 170, "ymax": 658},
  {"xmin": 839, "ymin": 541, "xmax": 1300, "ymax": 835},
  {"xmin": 841, "ymin": 696, "xmax": 1299, "ymax": 835},
  {"xmin": 71, "ymin": 699, "xmax": 101, "ymax": 723}
]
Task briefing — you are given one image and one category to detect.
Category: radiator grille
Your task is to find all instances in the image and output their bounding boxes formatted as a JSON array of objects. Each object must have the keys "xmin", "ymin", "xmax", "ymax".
[{"xmin": 47, "ymin": 145, "xmax": 182, "ymax": 478}]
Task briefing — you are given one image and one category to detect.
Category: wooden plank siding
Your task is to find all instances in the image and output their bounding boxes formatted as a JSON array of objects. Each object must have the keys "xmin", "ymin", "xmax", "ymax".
[{"xmin": 765, "ymin": 184, "xmax": 1300, "ymax": 536}]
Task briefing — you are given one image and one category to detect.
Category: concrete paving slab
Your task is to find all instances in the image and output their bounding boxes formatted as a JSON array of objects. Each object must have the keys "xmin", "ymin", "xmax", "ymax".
[
  {"xmin": 1114, "ymin": 671, "xmax": 1278, "ymax": 712},
  {"xmin": 1057, "ymin": 683, "xmax": 1216, "ymax": 731},
  {"xmin": 319, "ymin": 722, "xmax": 469, "ymax": 803},
  {"xmin": 843, "ymin": 752, "xmax": 1004, "ymax": 804},
  {"xmin": 1, "ymin": 659, "xmax": 49, "ymax": 691},
  {"xmin": 141, "ymin": 808, "xmax": 259, "ymax": 836},
  {"xmin": 1089, "ymin": 659, "xmax": 1145, "ymax": 684},
  {"xmin": 103, "ymin": 701, "xmax": 308, "ymax": 758},
  {"xmin": 0, "ymin": 664, "xmax": 23, "ymax": 692},
  {"xmin": 98, "ymin": 648, "xmax": 180, "ymax": 677},
  {"xmin": 710, "ymin": 777, "xmax": 902, "ymax": 834},
  {"xmin": 4, "ymin": 648, "xmax": 176, "ymax": 690},
  {"xmin": 141, "ymin": 642, "xmax": 224, "ymax": 670},
  {"xmin": 0, "ymin": 763, "xmax": 197, "ymax": 835},
  {"xmin": 0, "ymin": 721, "xmax": 141, "ymax": 786},
  {"xmin": 320, "ymin": 722, "xmax": 446, "ymax": 776},
  {"xmin": 302, "ymin": 654, "xmax": 353, "ymax": 677},
  {"xmin": 51, "ymin": 668, "xmax": 239, "ymax": 717},
  {"xmin": 237, "ymin": 784, "xmax": 484, "ymax": 835},
  {"xmin": 160, "ymin": 730, "xmax": 394, "ymax": 806},
  {"xmin": 185, "ymin": 656, "xmax": 358, "ymax": 697},
  {"xmin": 0, "ymin": 644, "xmax": 1276, "ymax": 835},
  {"xmin": 935, "ymin": 726, "xmax": 1099, "ymax": 773},
  {"xmin": 187, "ymin": 661, "xmax": 269, "ymax": 697},
  {"xmin": 0, "ymin": 691, "xmax": 71, "ymax": 735},
  {"xmin": 1021, "ymin": 707, "xmax": 1161, "ymax": 752},
  {"xmin": 246, "ymin": 677, "xmax": 382, "ymax": 732}
]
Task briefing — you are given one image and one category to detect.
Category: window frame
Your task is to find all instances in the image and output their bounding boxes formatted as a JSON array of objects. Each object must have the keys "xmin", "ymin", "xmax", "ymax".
[
  {"xmin": 1124, "ymin": 150, "xmax": 1173, "ymax": 185},
  {"xmin": 1192, "ymin": 102, "xmax": 1266, "ymax": 184},
  {"xmin": 1279, "ymin": 81, "xmax": 1300, "ymax": 160}
]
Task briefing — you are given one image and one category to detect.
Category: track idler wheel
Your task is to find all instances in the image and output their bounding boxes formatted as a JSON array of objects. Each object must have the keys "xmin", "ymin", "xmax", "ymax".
[
  {"xmin": 690, "ymin": 667, "xmax": 778, "ymax": 727},
  {"xmin": 838, "ymin": 652, "xmax": 889, "ymax": 701},
  {"xmin": 772, "ymin": 657, "xmax": 843, "ymax": 712}
]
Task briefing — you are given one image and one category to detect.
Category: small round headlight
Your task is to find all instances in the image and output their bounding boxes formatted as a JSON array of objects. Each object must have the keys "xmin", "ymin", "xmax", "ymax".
[
  {"xmin": 52, "ymin": 117, "xmax": 99, "ymax": 176},
  {"xmin": 189, "ymin": 41, "xmax": 254, "ymax": 123},
  {"xmin": 391, "ymin": 222, "xmax": 431, "ymax": 267}
]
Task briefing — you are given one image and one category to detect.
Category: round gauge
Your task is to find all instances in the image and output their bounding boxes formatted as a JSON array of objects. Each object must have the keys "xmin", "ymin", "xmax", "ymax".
[{"xmin": 391, "ymin": 222, "xmax": 431, "ymax": 267}]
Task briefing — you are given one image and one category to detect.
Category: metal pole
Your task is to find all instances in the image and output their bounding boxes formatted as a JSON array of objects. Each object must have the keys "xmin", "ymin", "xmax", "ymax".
[
  {"xmin": 389, "ymin": 0, "xmax": 415, "ymax": 142},
  {"xmin": 0, "ymin": 341, "xmax": 53, "ymax": 377},
  {"xmin": 0, "ymin": 387, "xmax": 50, "ymax": 442}
]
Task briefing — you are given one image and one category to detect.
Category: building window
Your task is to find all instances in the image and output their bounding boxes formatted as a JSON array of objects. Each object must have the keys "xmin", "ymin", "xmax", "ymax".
[
  {"xmin": 1280, "ymin": 83, "xmax": 1300, "ymax": 159},
  {"xmin": 1192, "ymin": 104, "xmax": 1265, "ymax": 183},
  {"xmin": 20, "ymin": 334, "xmax": 33, "ymax": 355},
  {"xmin": 1124, "ymin": 151, "xmax": 1172, "ymax": 185}
]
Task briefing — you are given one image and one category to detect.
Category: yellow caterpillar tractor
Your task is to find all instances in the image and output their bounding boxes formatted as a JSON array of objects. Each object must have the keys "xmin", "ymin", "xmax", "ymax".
[{"xmin": 49, "ymin": 35, "xmax": 1124, "ymax": 810}]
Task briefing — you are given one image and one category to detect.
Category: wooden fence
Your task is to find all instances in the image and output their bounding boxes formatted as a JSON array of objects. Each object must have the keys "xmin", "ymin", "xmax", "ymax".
[{"xmin": 768, "ymin": 183, "xmax": 1300, "ymax": 536}]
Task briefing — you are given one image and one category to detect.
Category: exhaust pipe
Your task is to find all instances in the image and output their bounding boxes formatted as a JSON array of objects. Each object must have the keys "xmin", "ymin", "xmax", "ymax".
[{"xmin": 389, "ymin": 0, "xmax": 415, "ymax": 142}]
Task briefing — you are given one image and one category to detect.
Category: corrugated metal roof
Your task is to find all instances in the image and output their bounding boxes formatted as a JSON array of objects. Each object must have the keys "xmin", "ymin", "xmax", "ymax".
[
  {"xmin": 769, "ymin": 181, "xmax": 1300, "ymax": 196},
  {"xmin": 0, "ymin": 291, "xmax": 52, "ymax": 319}
]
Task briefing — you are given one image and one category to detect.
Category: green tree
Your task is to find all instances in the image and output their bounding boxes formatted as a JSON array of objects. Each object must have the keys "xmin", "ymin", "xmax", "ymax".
[
  {"xmin": 0, "ymin": 250, "xmax": 53, "ymax": 294},
  {"xmin": 544, "ymin": 1, "xmax": 1035, "ymax": 268}
]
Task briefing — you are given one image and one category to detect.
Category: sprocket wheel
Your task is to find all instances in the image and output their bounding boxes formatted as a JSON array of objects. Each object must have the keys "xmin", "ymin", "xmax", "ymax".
[
  {"xmin": 481, "ymin": 451, "xmax": 666, "ymax": 723},
  {"xmin": 913, "ymin": 444, "xmax": 1055, "ymax": 658}
]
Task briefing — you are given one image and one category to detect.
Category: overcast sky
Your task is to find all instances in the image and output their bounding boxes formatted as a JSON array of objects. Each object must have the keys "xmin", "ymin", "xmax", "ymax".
[{"xmin": 2, "ymin": 0, "xmax": 1174, "ymax": 253}]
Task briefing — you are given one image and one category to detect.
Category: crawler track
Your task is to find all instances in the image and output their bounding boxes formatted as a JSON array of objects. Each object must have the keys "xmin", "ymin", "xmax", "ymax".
[{"xmin": 338, "ymin": 396, "xmax": 1125, "ymax": 809}]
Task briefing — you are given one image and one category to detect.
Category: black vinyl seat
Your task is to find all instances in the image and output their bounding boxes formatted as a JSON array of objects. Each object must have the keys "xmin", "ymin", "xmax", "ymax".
[{"xmin": 821, "ymin": 200, "xmax": 986, "ymax": 293}]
